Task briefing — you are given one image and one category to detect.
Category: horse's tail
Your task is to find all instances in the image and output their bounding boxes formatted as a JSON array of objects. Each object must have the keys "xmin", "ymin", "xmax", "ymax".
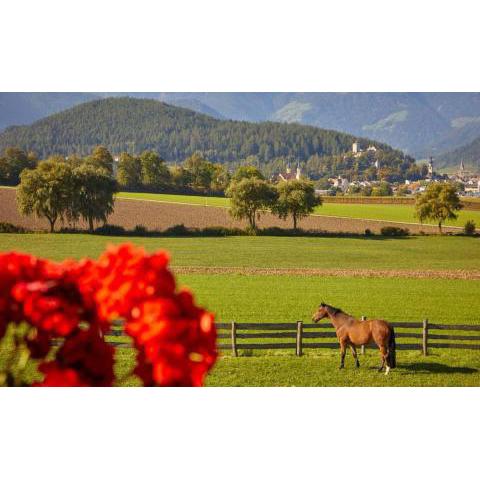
[{"xmin": 387, "ymin": 327, "xmax": 396, "ymax": 369}]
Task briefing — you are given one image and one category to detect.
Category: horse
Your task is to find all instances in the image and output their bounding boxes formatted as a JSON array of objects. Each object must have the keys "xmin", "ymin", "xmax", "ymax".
[{"xmin": 312, "ymin": 302, "xmax": 396, "ymax": 375}]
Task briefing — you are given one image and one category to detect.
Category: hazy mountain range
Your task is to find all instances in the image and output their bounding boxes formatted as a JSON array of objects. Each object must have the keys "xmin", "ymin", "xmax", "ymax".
[{"xmin": 1, "ymin": 92, "xmax": 480, "ymax": 169}]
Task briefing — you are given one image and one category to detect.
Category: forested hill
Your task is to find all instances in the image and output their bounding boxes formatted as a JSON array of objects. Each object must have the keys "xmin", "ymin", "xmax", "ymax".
[{"xmin": 0, "ymin": 97, "xmax": 401, "ymax": 163}]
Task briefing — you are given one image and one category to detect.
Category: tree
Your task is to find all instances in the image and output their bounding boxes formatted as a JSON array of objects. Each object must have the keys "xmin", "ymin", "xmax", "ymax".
[
  {"xmin": 226, "ymin": 178, "xmax": 277, "ymax": 230},
  {"xmin": 73, "ymin": 164, "xmax": 117, "ymax": 232},
  {"xmin": 371, "ymin": 181, "xmax": 392, "ymax": 196},
  {"xmin": 415, "ymin": 182, "xmax": 463, "ymax": 233},
  {"xmin": 232, "ymin": 165, "xmax": 264, "ymax": 182},
  {"xmin": 117, "ymin": 152, "xmax": 142, "ymax": 189},
  {"xmin": 210, "ymin": 164, "xmax": 231, "ymax": 192},
  {"xmin": 273, "ymin": 180, "xmax": 321, "ymax": 229},
  {"xmin": 17, "ymin": 159, "xmax": 75, "ymax": 232},
  {"xmin": 183, "ymin": 153, "xmax": 215, "ymax": 190},
  {"xmin": 85, "ymin": 145, "xmax": 114, "ymax": 173},
  {"xmin": 140, "ymin": 150, "xmax": 170, "ymax": 190},
  {"xmin": 0, "ymin": 147, "xmax": 37, "ymax": 185},
  {"xmin": 171, "ymin": 165, "xmax": 193, "ymax": 189}
]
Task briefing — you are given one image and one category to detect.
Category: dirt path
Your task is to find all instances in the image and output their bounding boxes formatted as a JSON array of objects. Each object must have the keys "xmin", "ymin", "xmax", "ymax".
[{"xmin": 173, "ymin": 266, "xmax": 480, "ymax": 280}]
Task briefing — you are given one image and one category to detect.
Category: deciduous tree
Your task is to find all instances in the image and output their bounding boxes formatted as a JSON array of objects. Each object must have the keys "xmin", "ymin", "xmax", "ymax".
[
  {"xmin": 117, "ymin": 152, "xmax": 142, "ymax": 189},
  {"xmin": 273, "ymin": 180, "xmax": 321, "ymax": 229},
  {"xmin": 73, "ymin": 164, "xmax": 117, "ymax": 232},
  {"xmin": 85, "ymin": 145, "xmax": 114, "ymax": 173},
  {"xmin": 415, "ymin": 183, "xmax": 463, "ymax": 234},
  {"xmin": 232, "ymin": 165, "xmax": 264, "ymax": 182},
  {"xmin": 140, "ymin": 150, "xmax": 170, "ymax": 190},
  {"xmin": 226, "ymin": 178, "xmax": 277, "ymax": 230},
  {"xmin": 17, "ymin": 159, "xmax": 75, "ymax": 232},
  {"xmin": 0, "ymin": 147, "xmax": 37, "ymax": 185}
]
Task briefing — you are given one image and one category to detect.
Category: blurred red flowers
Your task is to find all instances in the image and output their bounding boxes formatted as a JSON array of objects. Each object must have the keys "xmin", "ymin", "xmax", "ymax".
[{"xmin": 0, "ymin": 244, "xmax": 217, "ymax": 387}]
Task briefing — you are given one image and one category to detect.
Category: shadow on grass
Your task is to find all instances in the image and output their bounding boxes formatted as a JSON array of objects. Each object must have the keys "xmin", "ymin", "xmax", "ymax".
[{"xmin": 399, "ymin": 362, "xmax": 478, "ymax": 375}]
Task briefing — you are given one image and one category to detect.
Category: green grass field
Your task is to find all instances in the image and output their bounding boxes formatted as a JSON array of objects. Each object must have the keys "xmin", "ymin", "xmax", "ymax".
[
  {"xmin": 180, "ymin": 273, "xmax": 480, "ymax": 386},
  {"xmin": 1, "ymin": 233, "xmax": 479, "ymax": 270},
  {"xmin": 117, "ymin": 191, "xmax": 480, "ymax": 227},
  {"xmin": 114, "ymin": 272, "xmax": 480, "ymax": 387},
  {"xmin": 1, "ymin": 232, "xmax": 479, "ymax": 386}
]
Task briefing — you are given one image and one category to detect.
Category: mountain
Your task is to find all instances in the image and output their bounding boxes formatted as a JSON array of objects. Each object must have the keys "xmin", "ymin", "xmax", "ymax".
[
  {"xmin": 162, "ymin": 98, "xmax": 224, "ymax": 119},
  {"xmin": 3, "ymin": 93, "xmax": 480, "ymax": 159},
  {"xmin": 156, "ymin": 93, "xmax": 480, "ymax": 158},
  {"xmin": 0, "ymin": 97, "xmax": 412, "ymax": 179},
  {"xmin": 0, "ymin": 93, "xmax": 99, "ymax": 131},
  {"xmin": 437, "ymin": 135, "xmax": 480, "ymax": 171}
]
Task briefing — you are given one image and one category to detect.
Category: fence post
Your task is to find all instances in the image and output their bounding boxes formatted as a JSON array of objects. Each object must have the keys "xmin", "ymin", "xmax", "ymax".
[
  {"xmin": 231, "ymin": 321, "xmax": 238, "ymax": 357},
  {"xmin": 296, "ymin": 321, "xmax": 303, "ymax": 356},
  {"xmin": 422, "ymin": 318, "xmax": 429, "ymax": 356},
  {"xmin": 361, "ymin": 316, "xmax": 366, "ymax": 354}
]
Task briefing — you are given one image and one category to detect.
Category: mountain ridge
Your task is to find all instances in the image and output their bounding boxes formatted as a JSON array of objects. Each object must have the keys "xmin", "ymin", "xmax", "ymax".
[{"xmin": 2, "ymin": 92, "xmax": 480, "ymax": 168}]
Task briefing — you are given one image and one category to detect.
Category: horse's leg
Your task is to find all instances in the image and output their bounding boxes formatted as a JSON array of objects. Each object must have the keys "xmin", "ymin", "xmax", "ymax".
[
  {"xmin": 339, "ymin": 341, "xmax": 347, "ymax": 369},
  {"xmin": 378, "ymin": 344, "xmax": 388, "ymax": 373},
  {"xmin": 349, "ymin": 344, "xmax": 360, "ymax": 368}
]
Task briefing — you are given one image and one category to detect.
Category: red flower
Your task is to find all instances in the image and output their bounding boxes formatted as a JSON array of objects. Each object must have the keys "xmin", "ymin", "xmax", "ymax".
[
  {"xmin": 126, "ymin": 290, "xmax": 217, "ymax": 387},
  {"xmin": 0, "ymin": 252, "xmax": 51, "ymax": 338},
  {"xmin": 0, "ymin": 244, "xmax": 217, "ymax": 387},
  {"xmin": 94, "ymin": 244, "xmax": 175, "ymax": 321},
  {"xmin": 34, "ymin": 363, "xmax": 88, "ymax": 387},
  {"xmin": 26, "ymin": 329, "xmax": 51, "ymax": 359},
  {"xmin": 36, "ymin": 328, "xmax": 114, "ymax": 387}
]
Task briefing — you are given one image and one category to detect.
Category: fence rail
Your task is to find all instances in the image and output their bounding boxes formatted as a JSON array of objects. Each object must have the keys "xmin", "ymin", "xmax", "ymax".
[
  {"xmin": 213, "ymin": 320, "xmax": 480, "ymax": 356},
  {"xmin": 107, "ymin": 319, "xmax": 480, "ymax": 356}
]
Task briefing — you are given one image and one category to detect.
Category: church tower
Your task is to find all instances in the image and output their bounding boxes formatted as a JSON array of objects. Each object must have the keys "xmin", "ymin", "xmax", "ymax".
[
  {"xmin": 427, "ymin": 157, "xmax": 434, "ymax": 178},
  {"xmin": 296, "ymin": 161, "xmax": 301, "ymax": 180}
]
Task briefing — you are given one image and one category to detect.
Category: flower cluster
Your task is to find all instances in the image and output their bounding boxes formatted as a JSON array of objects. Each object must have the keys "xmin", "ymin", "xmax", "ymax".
[{"xmin": 0, "ymin": 244, "xmax": 217, "ymax": 387}]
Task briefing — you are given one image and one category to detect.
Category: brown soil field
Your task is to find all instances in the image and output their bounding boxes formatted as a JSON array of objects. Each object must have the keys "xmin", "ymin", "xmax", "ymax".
[
  {"xmin": 173, "ymin": 266, "xmax": 480, "ymax": 280},
  {"xmin": 0, "ymin": 187, "xmax": 458, "ymax": 234}
]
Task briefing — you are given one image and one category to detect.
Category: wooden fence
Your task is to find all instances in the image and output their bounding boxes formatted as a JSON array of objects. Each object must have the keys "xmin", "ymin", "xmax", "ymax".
[
  {"xmin": 108, "ymin": 319, "xmax": 480, "ymax": 356},
  {"xmin": 214, "ymin": 320, "xmax": 480, "ymax": 356}
]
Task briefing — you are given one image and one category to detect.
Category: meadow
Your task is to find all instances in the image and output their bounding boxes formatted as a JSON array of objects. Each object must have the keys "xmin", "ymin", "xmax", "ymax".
[
  {"xmin": 117, "ymin": 191, "xmax": 480, "ymax": 227},
  {"xmin": 1, "ymin": 232, "xmax": 479, "ymax": 386},
  {"xmin": 1, "ymin": 233, "xmax": 479, "ymax": 271},
  {"xmin": 114, "ymin": 271, "xmax": 480, "ymax": 387}
]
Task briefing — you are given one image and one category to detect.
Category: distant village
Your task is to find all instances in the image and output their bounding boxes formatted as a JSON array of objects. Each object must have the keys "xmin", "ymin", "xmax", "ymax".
[{"xmin": 274, "ymin": 141, "xmax": 480, "ymax": 197}]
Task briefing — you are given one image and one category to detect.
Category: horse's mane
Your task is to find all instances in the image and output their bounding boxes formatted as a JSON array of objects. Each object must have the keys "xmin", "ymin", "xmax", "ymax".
[{"xmin": 322, "ymin": 303, "xmax": 342, "ymax": 315}]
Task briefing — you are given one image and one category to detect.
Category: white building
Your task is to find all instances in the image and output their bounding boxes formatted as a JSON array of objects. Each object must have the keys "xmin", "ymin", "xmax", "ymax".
[{"xmin": 278, "ymin": 163, "xmax": 302, "ymax": 182}]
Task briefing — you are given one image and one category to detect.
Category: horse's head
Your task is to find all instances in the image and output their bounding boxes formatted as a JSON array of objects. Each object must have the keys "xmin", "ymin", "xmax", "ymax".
[{"xmin": 312, "ymin": 302, "xmax": 330, "ymax": 323}]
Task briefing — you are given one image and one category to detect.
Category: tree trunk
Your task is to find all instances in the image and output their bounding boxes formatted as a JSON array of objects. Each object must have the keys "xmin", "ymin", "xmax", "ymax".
[
  {"xmin": 47, "ymin": 217, "xmax": 55, "ymax": 233},
  {"xmin": 293, "ymin": 213, "xmax": 297, "ymax": 230},
  {"xmin": 88, "ymin": 217, "xmax": 94, "ymax": 233},
  {"xmin": 251, "ymin": 211, "xmax": 256, "ymax": 230},
  {"xmin": 438, "ymin": 222, "xmax": 443, "ymax": 234}
]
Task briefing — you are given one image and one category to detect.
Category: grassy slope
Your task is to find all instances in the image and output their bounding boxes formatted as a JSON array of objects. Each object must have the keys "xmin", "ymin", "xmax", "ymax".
[
  {"xmin": 117, "ymin": 191, "xmax": 480, "ymax": 227},
  {"xmin": 1, "ymin": 233, "xmax": 479, "ymax": 271}
]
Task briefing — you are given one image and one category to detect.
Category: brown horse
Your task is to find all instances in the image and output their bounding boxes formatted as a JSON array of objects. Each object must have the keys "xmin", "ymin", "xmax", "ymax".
[{"xmin": 312, "ymin": 302, "xmax": 396, "ymax": 374}]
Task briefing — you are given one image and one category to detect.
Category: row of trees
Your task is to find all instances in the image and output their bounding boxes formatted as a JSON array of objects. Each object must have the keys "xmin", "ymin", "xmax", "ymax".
[
  {"xmin": 17, "ymin": 147, "xmax": 117, "ymax": 232},
  {"xmin": 117, "ymin": 151, "xmax": 230, "ymax": 193},
  {"xmin": 226, "ymin": 167, "xmax": 321, "ymax": 230}
]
